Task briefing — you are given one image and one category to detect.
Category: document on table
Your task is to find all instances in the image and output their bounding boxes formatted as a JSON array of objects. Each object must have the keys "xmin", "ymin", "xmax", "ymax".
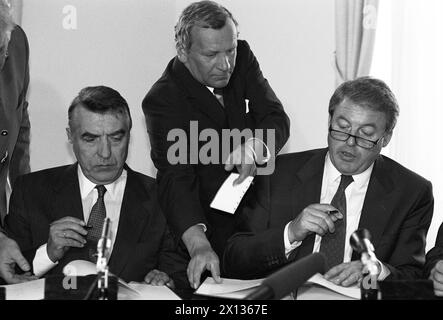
[
  {"xmin": 195, "ymin": 277, "xmax": 264, "ymax": 299},
  {"xmin": 210, "ymin": 173, "xmax": 254, "ymax": 214},
  {"xmin": 64, "ymin": 260, "xmax": 180, "ymax": 300},
  {"xmin": 0, "ymin": 278, "xmax": 45, "ymax": 300},
  {"xmin": 301, "ymin": 273, "xmax": 360, "ymax": 299}
]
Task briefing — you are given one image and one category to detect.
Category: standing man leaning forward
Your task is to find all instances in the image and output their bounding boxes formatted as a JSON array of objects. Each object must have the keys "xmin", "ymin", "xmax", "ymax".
[{"xmin": 143, "ymin": 1, "xmax": 290, "ymax": 288}]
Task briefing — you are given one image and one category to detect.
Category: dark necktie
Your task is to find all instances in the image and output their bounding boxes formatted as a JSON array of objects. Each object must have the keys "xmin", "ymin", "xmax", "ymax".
[
  {"xmin": 86, "ymin": 185, "xmax": 107, "ymax": 262},
  {"xmin": 319, "ymin": 174, "xmax": 354, "ymax": 269},
  {"xmin": 213, "ymin": 87, "xmax": 225, "ymax": 108}
]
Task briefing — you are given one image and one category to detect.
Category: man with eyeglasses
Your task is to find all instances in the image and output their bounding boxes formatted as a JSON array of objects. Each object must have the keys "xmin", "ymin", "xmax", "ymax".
[
  {"xmin": 224, "ymin": 77, "xmax": 434, "ymax": 287},
  {"xmin": 0, "ymin": 1, "xmax": 33, "ymax": 284}
]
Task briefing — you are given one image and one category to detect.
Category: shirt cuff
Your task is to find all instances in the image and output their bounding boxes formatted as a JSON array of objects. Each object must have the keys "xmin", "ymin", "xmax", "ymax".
[
  {"xmin": 33, "ymin": 243, "xmax": 58, "ymax": 277},
  {"xmin": 246, "ymin": 138, "xmax": 271, "ymax": 165},
  {"xmin": 283, "ymin": 222, "xmax": 302, "ymax": 258},
  {"xmin": 196, "ymin": 223, "xmax": 207, "ymax": 233},
  {"xmin": 377, "ymin": 260, "xmax": 391, "ymax": 281}
]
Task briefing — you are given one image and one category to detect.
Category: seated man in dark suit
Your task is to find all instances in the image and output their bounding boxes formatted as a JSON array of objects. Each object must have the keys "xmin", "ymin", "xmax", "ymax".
[
  {"xmin": 5, "ymin": 86, "xmax": 188, "ymax": 286},
  {"xmin": 224, "ymin": 77, "xmax": 434, "ymax": 287},
  {"xmin": 424, "ymin": 223, "xmax": 443, "ymax": 296}
]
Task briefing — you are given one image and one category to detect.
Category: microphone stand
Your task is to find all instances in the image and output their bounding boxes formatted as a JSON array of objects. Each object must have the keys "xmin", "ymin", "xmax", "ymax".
[{"xmin": 84, "ymin": 218, "xmax": 112, "ymax": 300}]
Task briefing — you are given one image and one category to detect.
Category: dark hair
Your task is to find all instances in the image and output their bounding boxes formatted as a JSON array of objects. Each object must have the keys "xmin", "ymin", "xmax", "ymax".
[
  {"xmin": 175, "ymin": 0, "xmax": 238, "ymax": 51},
  {"xmin": 68, "ymin": 86, "xmax": 132, "ymax": 129},
  {"xmin": 329, "ymin": 77, "xmax": 399, "ymax": 133}
]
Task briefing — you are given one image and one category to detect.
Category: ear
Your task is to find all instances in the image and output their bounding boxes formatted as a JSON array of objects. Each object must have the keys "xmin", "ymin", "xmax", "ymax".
[
  {"xmin": 176, "ymin": 44, "xmax": 188, "ymax": 64},
  {"xmin": 381, "ymin": 131, "xmax": 393, "ymax": 148},
  {"xmin": 66, "ymin": 127, "xmax": 73, "ymax": 144}
]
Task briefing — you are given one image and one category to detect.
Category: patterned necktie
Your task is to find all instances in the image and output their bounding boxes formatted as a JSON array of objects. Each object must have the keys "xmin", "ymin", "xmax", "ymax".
[
  {"xmin": 86, "ymin": 185, "xmax": 107, "ymax": 241},
  {"xmin": 319, "ymin": 174, "xmax": 354, "ymax": 269},
  {"xmin": 213, "ymin": 87, "xmax": 225, "ymax": 108}
]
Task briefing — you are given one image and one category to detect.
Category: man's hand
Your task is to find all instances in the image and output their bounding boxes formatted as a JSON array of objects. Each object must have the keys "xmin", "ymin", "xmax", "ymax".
[
  {"xmin": 182, "ymin": 225, "xmax": 222, "ymax": 289},
  {"xmin": 47, "ymin": 217, "xmax": 88, "ymax": 262},
  {"xmin": 0, "ymin": 232, "xmax": 37, "ymax": 284},
  {"xmin": 288, "ymin": 204, "xmax": 343, "ymax": 242},
  {"xmin": 224, "ymin": 142, "xmax": 256, "ymax": 185},
  {"xmin": 429, "ymin": 260, "xmax": 443, "ymax": 296},
  {"xmin": 187, "ymin": 245, "xmax": 221, "ymax": 289},
  {"xmin": 324, "ymin": 261, "xmax": 364, "ymax": 287},
  {"xmin": 144, "ymin": 269, "xmax": 174, "ymax": 288}
]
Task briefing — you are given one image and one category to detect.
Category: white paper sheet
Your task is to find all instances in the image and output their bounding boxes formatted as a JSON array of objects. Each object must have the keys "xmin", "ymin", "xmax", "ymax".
[
  {"xmin": 195, "ymin": 277, "xmax": 264, "ymax": 299},
  {"xmin": 210, "ymin": 173, "xmax": 254, "ymax": 214},
  {"xmin": 304, "ymin": 273, "xmax": 360, "ymax": 299},
  {"xmin": 0, "ymin": 278, "xmax": 45, "ymax": 300}
]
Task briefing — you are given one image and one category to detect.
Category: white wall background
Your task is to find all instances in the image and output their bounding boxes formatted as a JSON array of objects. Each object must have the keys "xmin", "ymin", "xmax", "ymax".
[{"xmin": 22, "ymin": 0, "xmax": 335, "ymax": 177}]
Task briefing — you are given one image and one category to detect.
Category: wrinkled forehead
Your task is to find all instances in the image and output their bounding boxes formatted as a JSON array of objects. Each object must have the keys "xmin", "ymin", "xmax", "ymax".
[
  {"xmin": 70, "ymin": 106, "xmax": 131, "ymax": 132},
  {"xmin": 331, "ymin": 99, "xmax": 388, "ymax": 130}
]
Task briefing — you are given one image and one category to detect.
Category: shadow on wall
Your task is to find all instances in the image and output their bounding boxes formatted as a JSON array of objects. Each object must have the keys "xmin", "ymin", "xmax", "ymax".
[{"xmin": 28, "ymin": 80, "xmax": 76, "ymax": 173}]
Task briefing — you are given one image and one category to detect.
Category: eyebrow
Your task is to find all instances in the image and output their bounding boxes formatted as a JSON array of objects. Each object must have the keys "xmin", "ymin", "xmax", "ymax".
[
  {"xmin": 335, "ymin": 116, "xmax": 377, "ymax": 129},
  {"xmin": 80, "ymin": 129, "xmax": 127, "ymax": 138}
]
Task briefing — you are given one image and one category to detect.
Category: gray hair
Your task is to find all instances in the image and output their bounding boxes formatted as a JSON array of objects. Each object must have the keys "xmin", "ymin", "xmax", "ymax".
[
  {"xmin": 329, "ymin": 77, "xmax": 399, "ymax": 133},
  {"xmin": 68, "ymin": 86, "xmax": 132, "ymax": 130},
  {"xmin": 174, "ymin": 0, "xmax": 238, "ymax": 51}
]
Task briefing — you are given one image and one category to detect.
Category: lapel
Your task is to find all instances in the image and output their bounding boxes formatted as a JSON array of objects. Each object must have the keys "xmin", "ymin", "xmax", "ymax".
[
  {"xmin": 291, "ymin": 149, "xmax": 328, "ymax": 259},
  {"xmin": 172, "ymin": 58, "xmax": 227, "ymax": 129},
  {"xmin": 108, "ymin": 165, "xmax": 152, "ymax": 276},
  {"xmin": 354, "ymin": 155, "xmax": 395, "ymax": 258},
  {"xmin": 52, "ymin": 164, "xmax": 84, "ymax": 222}
]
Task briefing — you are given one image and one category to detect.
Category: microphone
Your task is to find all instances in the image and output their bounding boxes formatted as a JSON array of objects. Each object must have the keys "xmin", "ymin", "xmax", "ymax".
[
  {"xmin": 96, "ymin": 217, "xmax": 112, "ymax": 273},
  {"xmin": 350, "ymin": 228, "xmax": 380, "ymax": 276},
  {"xmin": 245, "ymin": 252, "xmax": 326, "ymax": 300}
]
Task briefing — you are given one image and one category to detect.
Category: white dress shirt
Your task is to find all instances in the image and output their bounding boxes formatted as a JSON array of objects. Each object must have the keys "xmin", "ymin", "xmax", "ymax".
[
  {"xmin": 33, "ymin": 167, "xmax": 127, "ymax": 277},
  {"xmin": 283, "ymin": 153, "xmax": 390, "ymax": 280}
]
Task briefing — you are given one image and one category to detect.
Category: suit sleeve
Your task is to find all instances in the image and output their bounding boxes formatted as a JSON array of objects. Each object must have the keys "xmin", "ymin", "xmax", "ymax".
[
  {"xmin": 157, "ymin": 226, "xmax": 190, "ymax": 289},
  {"xmin": 9, "ymin": 26, "xmax": 31, "ymax": 183},
  {"xmin": 423, "ymin": 223, "xmax": 443, "ymax": 278},
  {"xmin": 143, "ymin": 89, "xmax": 208, "ymax": 241},
  {"xmin": 241, "ymin": 41, "xmax": 290, "ymax": 156},
  {"xmin": 4, "ymin": 175, "xmax": 33, "ymax": 251},
  {"xmin": 223, "ymin": 178, "xmax": 293, "ymax": 279},
  {"xmin": 383, "ymin": 181, "xmax": 434, "ymax": 280}
]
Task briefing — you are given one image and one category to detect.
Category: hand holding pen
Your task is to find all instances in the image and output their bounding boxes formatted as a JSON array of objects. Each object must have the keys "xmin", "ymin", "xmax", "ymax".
[
  {"xmin": 287, "ymin": 203, "xmax": 343, "ymax": 242},
  {"xmin": 47, "ymin": 216, "xmax": 89, "ymax": 262}
]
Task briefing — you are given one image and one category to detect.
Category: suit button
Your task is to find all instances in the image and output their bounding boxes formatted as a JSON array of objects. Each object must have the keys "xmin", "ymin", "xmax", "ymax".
[{"xmin": 1, "ymin": 130, "xmax": 7, "ymax": 136}]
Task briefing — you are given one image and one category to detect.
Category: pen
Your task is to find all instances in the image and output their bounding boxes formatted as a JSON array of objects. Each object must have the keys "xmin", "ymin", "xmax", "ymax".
[{"xmin": 84, "ymin": 225, "xmax": 93, "ymax": 229}]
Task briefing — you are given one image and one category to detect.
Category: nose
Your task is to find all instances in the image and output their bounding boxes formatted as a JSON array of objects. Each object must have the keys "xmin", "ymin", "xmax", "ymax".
[
  {"xmin": 217, "ymin": 54, "xmax": 230, "ymax": 72},
  {"xmin": 98, "ymin": 138, "xmax": 112, "ymax": 159},
  {"xmin": 346, "ymin": 135, "xmax": 356, "ymax": 147}
]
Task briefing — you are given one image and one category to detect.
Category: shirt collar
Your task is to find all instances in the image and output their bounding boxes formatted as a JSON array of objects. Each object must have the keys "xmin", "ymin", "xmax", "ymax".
[
  {"xmin": 325, "ymin": 152, "xmax": 374, "ymax": 189},
  {"xmin": 206, "ymin": 86, "xmax": 215, "ymax": 94},
  {"xmin": 77, "ymin": 165, "xmax": 127, "ymax": 200}
]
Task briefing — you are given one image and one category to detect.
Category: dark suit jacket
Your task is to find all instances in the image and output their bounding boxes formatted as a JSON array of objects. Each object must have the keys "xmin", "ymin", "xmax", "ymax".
[
  {"xmin": 423, "ymin": 223, "xmax": 443, "ymax": 277},
  {"xmin": 142, "ymin": 40, "xmax": 290, "ymax": 258},
  {"xmin": 223, "ymin": 148, "xmax": 434, "ymax": 280},
  {"xmin": 4, "ymin": 164, "xmax": 188, "ymax": 285},
  {"xmin": 0, "ymin": 25, "xmax": 30, "ymax": 223}
]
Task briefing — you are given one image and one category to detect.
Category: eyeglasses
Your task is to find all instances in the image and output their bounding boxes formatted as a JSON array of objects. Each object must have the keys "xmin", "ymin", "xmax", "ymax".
[{"xmin": 329, "ymin": 127, "xmax": 383, "ymax": 149}]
